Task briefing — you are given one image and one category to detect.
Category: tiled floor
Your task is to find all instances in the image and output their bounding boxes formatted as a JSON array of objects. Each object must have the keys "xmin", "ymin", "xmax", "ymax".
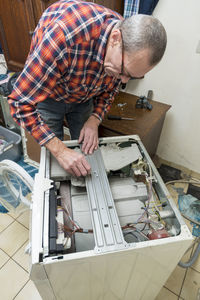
[
  {"xmin": 0, "ymin": 169, "xmax": 200, "ymax": 299},
  {"xmin": 0, "ymin": 210, "xmax": 41, "ymax": 299}
]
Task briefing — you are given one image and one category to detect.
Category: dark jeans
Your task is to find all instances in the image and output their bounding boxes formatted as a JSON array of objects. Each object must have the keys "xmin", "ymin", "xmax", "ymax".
[{"xmin": 37, "ymin": 98, "xmax": 93, "ymax": 140}]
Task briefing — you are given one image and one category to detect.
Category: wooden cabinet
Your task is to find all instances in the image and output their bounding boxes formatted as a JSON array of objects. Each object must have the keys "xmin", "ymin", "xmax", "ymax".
[
  {"xmin": 95, "ymin": 0, "xmax": 124, "ymax": 15},
  {"xmin": 0, "ymin": 0, "xmax": 35, "ymax": 71},
  {"xmin": 31, "ymin": 0, "xmax": 61, "ymax": 24},
  {"xmin": 99, "ymin": 92, "xmax": 171, "ymax": 158},
  {"xmin": 0, "ymin": 0, "xmax": 124, "ymax": 71}
]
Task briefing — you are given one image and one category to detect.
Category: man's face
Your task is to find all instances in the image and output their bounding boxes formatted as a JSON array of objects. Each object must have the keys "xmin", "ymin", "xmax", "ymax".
[{"xmin": 104, "ymin": 29, "xmax": 155, "ymax": 83}]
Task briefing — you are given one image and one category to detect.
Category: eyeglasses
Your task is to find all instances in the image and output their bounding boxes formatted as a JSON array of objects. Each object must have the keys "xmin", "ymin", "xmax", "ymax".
[{"xmin": 119, "ymin": 30, "xmax": 144, "ymax": 81}]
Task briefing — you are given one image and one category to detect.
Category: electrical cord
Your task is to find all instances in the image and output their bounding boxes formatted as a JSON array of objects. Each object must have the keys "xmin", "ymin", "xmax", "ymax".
[{"xmin": 166, "ymin": 179, "xmax": 200, "ymax": 186}]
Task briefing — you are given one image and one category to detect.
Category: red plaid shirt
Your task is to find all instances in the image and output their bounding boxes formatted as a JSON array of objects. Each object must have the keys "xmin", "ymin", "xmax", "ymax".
[{"xmin": 8, "ymin": 0, "xmax": 123, "ymax": 145}]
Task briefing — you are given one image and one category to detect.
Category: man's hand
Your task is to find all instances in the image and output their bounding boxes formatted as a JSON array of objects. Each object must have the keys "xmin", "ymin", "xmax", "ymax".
[
  {"xmin": 45, "ymin": 137, "xmax": 91, "ymax": 177},
  {"xmin": 78, "ymin": 115, "xmax": 100, "ymax": 154}
]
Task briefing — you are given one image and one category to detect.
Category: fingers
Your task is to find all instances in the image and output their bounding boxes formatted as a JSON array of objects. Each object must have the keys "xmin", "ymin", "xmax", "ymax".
[
  {"xmin": 56, "ymin": 147, "xmax": 91, "ymax": 177},
  {"xmin": 71, "ymin": 165, "xmax": 81, "ymax": 177},
  {"xmin": 78, "ymin": 128, "xmax": 84, "ymax": 144},
  {"xmin": 78, "ymin": 117, "xmax": 99, "ymax": 154},
  {"xmin": 69, "ymin": 155, "xmax": 91, "ymax": 177},
  {"xmin": 75, "ymin": 160, "xmax": 90, "ymax": 177},
  {"xmin": 71, "ymin": 161, "xmax": 90, "ymax": 177},
  {"xmin": 82, "ymin": 135, "xmax": 99, "ymax": 154},
  {"xmin": 87, "ymin": 138, "xmax": 98, "ymax": 154}
]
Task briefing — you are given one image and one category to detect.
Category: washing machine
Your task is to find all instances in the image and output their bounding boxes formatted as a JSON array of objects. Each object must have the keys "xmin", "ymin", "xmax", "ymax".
[{"xmin": 30, "ymin": 135, "xmax": 193, "ymax": 300}]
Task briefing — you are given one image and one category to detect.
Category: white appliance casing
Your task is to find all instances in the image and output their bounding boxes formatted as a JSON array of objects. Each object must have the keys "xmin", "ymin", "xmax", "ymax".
[{"xmin": 30, "ymin": 135, "xmax": 193, "ymax": 300}]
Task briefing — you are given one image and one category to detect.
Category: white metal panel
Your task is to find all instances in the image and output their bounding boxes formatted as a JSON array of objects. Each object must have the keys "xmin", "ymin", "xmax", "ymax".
[
  {"xmin": 42, "ymin": 233, "xmax": 191, "ymax": 300},
  {"xmin": 30, "ymin": 135, "xmax": 193, "ymax": 300},
  {"xmin": 30, "ymin": 263, "xmax": 55, "ymax": 300},
  {"xmin": 31, "ymin": 147, "xmax": 53, "ymax": 265}
]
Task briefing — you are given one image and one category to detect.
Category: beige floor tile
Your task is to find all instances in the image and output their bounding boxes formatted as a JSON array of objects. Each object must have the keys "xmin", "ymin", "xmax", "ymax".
[
  {"xmin": 165, "ymin": 264, "xmax": 187, "ymax": 296},
  {"xmin": 12, "ymin": 241, "xmax": 29, "ymax": 272},
  {"xmin": 0, "ymin": 221, "xmax": 28, "ymax": 256},
  {"xmin": 15, "ymin": 280, "xmax": 42, "ymax": 300},
  {"xmin": 8, "ymin": 211, "xmax": 23, "ymax": 219},
  {"xmin": 0, "ymin": 259, "xmax": 29, "ymax": 300},
  {"xmin": 0, "ymin": 213, "xmax": 14, "ymax": 233},
  {"xmin": 17, "ymin": 210, "xmax": 30, "ymax": 229},
  {"xmin": 8, "ymin": 206, "xmax": 29, "ymax": 220},
  {"xmin": 155, "ymin": 287, "xmax": 179, "ymax": 300},
  {"xmin": 0, "ymin": 249, "xmax": 9, "ymax": 268},
  {"xmin": 180, "ymin": 268, "xmax": 200, "ymax": 300}
]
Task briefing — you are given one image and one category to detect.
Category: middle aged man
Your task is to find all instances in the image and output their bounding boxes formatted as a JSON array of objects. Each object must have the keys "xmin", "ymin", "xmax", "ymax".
[{"xmin": 8, "ymin": 0, "xmax": 167, "ymax": 177}]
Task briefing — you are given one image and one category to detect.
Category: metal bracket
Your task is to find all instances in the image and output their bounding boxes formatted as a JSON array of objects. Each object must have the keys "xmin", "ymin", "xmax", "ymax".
[{"xmin": 85, "ymin": 148, "xmax": 128, "ymax": 253}]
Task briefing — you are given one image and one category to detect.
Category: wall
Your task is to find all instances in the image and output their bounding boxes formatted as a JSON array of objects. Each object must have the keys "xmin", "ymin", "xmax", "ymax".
[{"xmin": 124, "ymin": 0, "xmax": 200, "ymax": 173}]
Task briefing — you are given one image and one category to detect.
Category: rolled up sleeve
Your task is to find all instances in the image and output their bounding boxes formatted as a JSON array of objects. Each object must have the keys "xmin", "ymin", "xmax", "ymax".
[
  {"xmin": 92, "ymin": 80, "xmax": 121, "ymax": 121},
  {"xmin": 8, "ymin": 24, "xmax": 67, "ymax": 145}
]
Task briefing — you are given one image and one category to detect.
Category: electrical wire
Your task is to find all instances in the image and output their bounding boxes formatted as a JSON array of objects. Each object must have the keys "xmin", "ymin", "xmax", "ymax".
[
  {"xmin": 58, "ymin": 222, "xmax": 93, "ymax": 237},
  {"xmin": 58, "ymin": 203, "xmax": 80, "ymax": 230},
  {"xmin": 136, "ymin": 178, "xmax": 152, "ymax": 224},
  {"xmin": 166, "ymin": 179, "xmax": 200, "ymax": 186}
]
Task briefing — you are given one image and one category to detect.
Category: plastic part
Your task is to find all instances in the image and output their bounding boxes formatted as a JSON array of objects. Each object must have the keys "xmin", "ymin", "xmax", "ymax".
[
  {"xmin": 100, "ymin": 143, "xmax": 142, "ymax": 172},
  {"xmin": 0, "ymin": 159, "xmax": 34, "ymax": 212},
  {"xmin": 178, "ymin": 194, "xmax": 200, "ymax": 225},
  {"xmin": 0, "ymin": 126, "xmax": 21, "ymax": 162},
  {"xmin": 148, "ymin": 229, "xmax": 170, "ymax": 240}
]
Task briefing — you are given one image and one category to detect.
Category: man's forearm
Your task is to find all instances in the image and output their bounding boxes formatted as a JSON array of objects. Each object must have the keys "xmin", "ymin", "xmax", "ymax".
[
  {"xmin": 45, "ymin": 115, "xmax": 100, "ymax": 155},
  {"xmin": 88, "ymin": 114, "xmax": 101, "ymax": 126},
  {"xmin": 45, "ymin": 136, "xmax": 66, "ymax": 158}
]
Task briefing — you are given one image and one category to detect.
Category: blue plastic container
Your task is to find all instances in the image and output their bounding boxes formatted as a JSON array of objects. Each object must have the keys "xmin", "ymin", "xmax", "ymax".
[{"xmin": 0, "ymin": 126, "xmax": 22, "ymax": 161}]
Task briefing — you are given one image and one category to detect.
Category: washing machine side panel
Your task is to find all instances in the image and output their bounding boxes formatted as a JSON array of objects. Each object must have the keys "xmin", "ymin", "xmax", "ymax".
[
  {"xmin": 30, "ymin": 263, "xmax": 56, "ymax": 300},
  {"xmin": 42, "ymin": 236, "xmax": 192, "ymax": 300}
]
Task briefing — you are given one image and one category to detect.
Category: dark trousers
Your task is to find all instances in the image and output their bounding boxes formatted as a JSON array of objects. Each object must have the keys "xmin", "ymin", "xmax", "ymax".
[{"xmin": 37, "ymin": 98, "xmax": 93, "ymax": 140}]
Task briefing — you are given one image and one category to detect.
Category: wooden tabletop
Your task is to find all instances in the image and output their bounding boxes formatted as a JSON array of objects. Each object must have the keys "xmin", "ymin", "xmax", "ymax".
[{"xmin": 100, "ymin": 92, "xmax": 171, "ymax": 140}]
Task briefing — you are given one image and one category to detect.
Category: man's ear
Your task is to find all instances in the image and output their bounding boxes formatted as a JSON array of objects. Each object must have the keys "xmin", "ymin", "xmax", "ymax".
[{"xmin": 110, "ymin": 29, "xmax": 121, "ymax": 47}]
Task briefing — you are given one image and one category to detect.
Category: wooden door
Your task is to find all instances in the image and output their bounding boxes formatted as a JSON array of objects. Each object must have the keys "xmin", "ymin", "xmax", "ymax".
[
  {"xmin": 0, "ymin": 0, "xmax": 124, "ymax": 71},
  {"xmin": 33, "ymin": 0, "xmax": 124, "ymax": 24},
  {"xmin": 0, "ymin": 0, "xmax": 35, "ymax": 71},
  {"xmin": 95, "ymin": 0, "xmax": 124, "ymax": 15},
  {"xmin": 32, "ymin": 0, "xmax": 58, "ymax": 24}
]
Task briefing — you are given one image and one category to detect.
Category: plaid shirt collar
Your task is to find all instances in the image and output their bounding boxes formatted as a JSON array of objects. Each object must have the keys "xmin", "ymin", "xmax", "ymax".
[{"xmin": 94, "ymin": 19, "xmax": 120, "ymax": 65}]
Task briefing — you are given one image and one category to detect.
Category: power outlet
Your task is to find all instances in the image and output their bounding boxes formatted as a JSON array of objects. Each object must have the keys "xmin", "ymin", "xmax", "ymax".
[{"xmin": 196, "ymin": 40, "xmax": 200, "ymax": 53}]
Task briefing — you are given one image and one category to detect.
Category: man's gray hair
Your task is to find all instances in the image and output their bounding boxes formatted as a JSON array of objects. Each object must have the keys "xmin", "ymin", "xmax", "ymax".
[{"xmin": 118, "ymin": 14, "xmax": 167, "ymax": 66}]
